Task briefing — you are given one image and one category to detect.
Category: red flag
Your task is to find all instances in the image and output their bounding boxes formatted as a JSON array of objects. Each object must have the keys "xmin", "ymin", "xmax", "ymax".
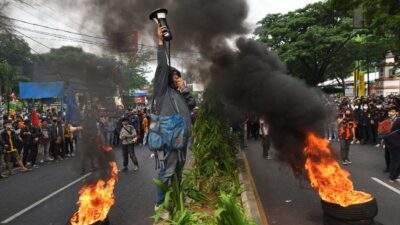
[{"xmin": 31, "ymin": 109, "xmax": 40, "ymax": 126}]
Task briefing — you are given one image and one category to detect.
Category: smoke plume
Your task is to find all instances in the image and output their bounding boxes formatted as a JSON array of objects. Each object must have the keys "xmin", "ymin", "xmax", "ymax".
[{"xmin": 57, "ymin": 0, "xmax": 332, "ymax": 176}]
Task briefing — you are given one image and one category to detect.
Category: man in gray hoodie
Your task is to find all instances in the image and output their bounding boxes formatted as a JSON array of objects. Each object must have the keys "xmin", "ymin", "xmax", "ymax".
[{"xmin": 153, "ymin": 26, "xmax": 194, "ymax": 208}]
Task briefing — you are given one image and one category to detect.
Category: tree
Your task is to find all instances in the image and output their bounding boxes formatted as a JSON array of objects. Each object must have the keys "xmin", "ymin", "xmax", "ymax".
[
  {"xmin": 122, "ymin": 50, "xmax": 150, "ymax": 90},
  {"xmin": 0, "ymin": 31, "xmax": 32, "ymax": 96},
  {"xmin": 330, "ymin": 0, "xmax": 400, "ymax": 49},
  {"xmin": 257, "ymin": 2, "xmax": 362, "ymax": 86}
]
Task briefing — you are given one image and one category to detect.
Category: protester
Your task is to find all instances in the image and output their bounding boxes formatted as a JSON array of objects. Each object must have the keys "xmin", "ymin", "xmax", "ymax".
[
  {"xmin": 152, "ymin": 25, "xmax": 193, "ymax": 211},
  {"xmin": 38, "ymin": 119, "xmax": 52, "ymax": 163},
  {"xmin": 260, "ymin": 117, "xmax": 272, "ymax": 159},
  {"xmin": 338, "ymin": 109, "xmax": 356, "ymax": 165},
  {"xmin": 141, "ymin": 112, "xmax": 149, "ymax": 146},
  {"xmin": 1, "ymin": 120, "xmax": 30, "ymax": 176},
  {"xmin": 384, "ymin": 106, "xmax": 400, "ymax": 182},
  {"xmin": 50, "ymin": 118, "xmax": 64, "ymax": 161},
  {"xmin": 119, "ymin": 117, "xmax": 139, "ymax": 171},
  {"xmin": 21, "ymin": 119, "xmax": 40, "ymax": 168}
]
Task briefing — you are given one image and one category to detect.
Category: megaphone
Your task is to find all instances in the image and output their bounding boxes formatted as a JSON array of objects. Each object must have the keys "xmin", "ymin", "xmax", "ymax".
[{"xmin": 149, "ymin": 8, "xmax": 173, "ymax": 41}]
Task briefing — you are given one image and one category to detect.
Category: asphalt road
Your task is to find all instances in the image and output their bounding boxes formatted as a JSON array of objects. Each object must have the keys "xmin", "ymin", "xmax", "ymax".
[
  {"xmin": 245, "ymin": 139, "xmax": 400, "ymax": 225},
  {"xmin": 0, "ymin": 145, "xmax": 158, "ymax": 225}
]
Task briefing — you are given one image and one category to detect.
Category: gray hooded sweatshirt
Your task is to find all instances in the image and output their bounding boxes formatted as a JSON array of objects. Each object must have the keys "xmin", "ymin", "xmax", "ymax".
[{"xmin": 153, "ymin": 45, "xmax": 192, "ymax": 135}]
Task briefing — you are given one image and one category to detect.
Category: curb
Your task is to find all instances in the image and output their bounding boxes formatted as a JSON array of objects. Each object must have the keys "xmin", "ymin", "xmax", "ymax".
[{"xmin": 238, "ymin": 150, "xmax": 269, "ymax": 225}]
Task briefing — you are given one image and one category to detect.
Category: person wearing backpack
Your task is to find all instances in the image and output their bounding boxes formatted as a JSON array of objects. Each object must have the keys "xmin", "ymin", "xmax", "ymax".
[
  {"xmin": 152, "ymin": 26, "xmax": 194, "ymax": 211},
  {"xmin": 119, "ymin": 117, "xmax": 138, "ymax": 172}
]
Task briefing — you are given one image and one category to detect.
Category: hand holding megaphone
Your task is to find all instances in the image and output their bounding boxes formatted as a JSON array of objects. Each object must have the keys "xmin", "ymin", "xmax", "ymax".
[{"xmin": 150, "ymin": 8, "xmax": 173, "ymax": 42}]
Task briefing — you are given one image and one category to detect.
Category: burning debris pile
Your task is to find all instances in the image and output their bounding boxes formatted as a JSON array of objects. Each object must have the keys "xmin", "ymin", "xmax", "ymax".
[
  {"xmin": 304, "ymin": 133, "xmax": 372, "ymax": 207},
  {"xmin": 70, "ymin": 147, "xmax": 118, "ymax": 225}
]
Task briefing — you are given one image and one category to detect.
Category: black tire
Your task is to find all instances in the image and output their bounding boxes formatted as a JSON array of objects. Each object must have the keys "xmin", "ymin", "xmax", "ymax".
[
  {"xmin": 324, "ymin": 214, "xmax": 375, "ymax": 225},
  {"xmin": 321, "ymin": 198, "xmax": 378, "ymax": 221}
]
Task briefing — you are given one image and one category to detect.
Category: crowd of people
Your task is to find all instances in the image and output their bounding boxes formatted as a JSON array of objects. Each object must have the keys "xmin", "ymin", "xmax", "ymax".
[
  {"xmin": 331, "ymin": 95, "xmax": 400, "ymax": 182},
  {"xmin": 0, "ymin": 106, "xmax": 154, "ymax": 178}
]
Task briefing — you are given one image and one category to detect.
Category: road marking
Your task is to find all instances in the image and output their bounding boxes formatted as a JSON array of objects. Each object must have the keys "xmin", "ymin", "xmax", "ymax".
[
  {"xmin": 242, "ymin": 151, "xmax": 269, "ymax": 225},
  {"xmin": 1, "ymin": 172, "xmax": 91, "ymax": 224},
  {"xmin": 371, "ymin": 177, "xmax": 400, "ymax": 195}
]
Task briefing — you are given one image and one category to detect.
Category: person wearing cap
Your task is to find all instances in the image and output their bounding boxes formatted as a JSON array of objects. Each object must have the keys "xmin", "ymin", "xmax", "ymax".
[
  {"xmin": 384, "ymin": 106, "xmax": 400, "ymax": 182},
  {"xmin": 1, "ymin": 120, "xmax": 30, "ymax": 175},
  {"xmin": 119, "ymin": 117, "xmax": 139, "ymax": 171}
]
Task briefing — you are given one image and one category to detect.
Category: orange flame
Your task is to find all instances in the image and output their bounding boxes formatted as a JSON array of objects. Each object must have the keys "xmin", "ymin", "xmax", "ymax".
[
  {"xmin": 70, "ymin": 162, "xmax": 118, "ymax": 225},
  {"xmin": 303, "ymin": 133, "xmax": 372, "ymax": 207}
]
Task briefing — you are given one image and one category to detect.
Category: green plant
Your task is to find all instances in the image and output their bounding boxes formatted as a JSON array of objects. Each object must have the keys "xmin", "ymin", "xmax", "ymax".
[
  {"xmin": 213, "ymin": 190, "xmax": 257, "ymax": 225},
  {"xmin": 191, "ymin": 100, "xmax": 237, "ymax": 178}
]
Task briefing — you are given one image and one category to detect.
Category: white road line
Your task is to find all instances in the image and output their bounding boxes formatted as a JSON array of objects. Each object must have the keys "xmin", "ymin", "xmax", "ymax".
[
  {"xmin": 1, "ymin": 172, "xmax": 91, "ymax": 224},
  {"xmin": 371, "ymin": 177, "xmax": 400, "ymax": 195}
]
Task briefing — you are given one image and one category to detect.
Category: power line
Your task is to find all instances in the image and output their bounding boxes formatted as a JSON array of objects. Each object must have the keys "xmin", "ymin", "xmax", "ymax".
[
  {"xmin": 0, "ymin": 14, "xmax": 107, "ymax": 40},
  {"xmin": 0, "ymin": 26, "xmax": 41, "ymax": 54}
]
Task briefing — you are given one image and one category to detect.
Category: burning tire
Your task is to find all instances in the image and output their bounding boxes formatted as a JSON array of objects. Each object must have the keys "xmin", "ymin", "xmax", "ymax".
[{"xmin": 321, "ymin": 198, "xmax": 378, "ymax": 222}]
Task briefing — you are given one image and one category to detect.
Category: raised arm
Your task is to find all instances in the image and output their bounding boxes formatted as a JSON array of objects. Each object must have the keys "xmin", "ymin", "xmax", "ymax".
[{"xmin": 153, "ymin": 26, "xmax": 170, "ymax": 97}]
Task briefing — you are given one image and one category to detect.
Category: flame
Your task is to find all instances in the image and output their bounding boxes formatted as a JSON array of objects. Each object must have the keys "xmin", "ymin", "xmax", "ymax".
[
  {"xmin": 303, "ymin": 133, "xmax": 372, "ymax": 207},
  {"xmin": 70, "ymin": 162, "xmax": 118, "ymax": 225}
]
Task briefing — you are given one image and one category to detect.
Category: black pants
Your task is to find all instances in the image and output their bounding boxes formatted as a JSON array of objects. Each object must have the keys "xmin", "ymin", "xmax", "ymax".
[
  {"xmin": 65, "ymin": 139, "xmax": 74, "ymax": 155},
  {"xmin": 50, "ymin": 141, "xmax": 64, "ymax": 159},
  {"xmin": 251, "ymin": 124, "xmax": 260, "ymax": 140},
  {"xmin": 261, "ymin": 135, "xmax": 271, "ymax": 157},
  {"xmin": 122, "ymin": 144, "xmax": 138, "ymax": 168},
  {"xmin": 340, "ymin": 139, "xmax": 351, "ymax": 161},
  {"xmin": 23, "ymin": 143, "xmax": 39, "ymax": 165},
  {"xmin": 389, "ymin": 148, "xmax": 400, "ymax": 180},
  {"xmin": 385, "ymin": 146, "xmax": 391, "ymax": 170}
]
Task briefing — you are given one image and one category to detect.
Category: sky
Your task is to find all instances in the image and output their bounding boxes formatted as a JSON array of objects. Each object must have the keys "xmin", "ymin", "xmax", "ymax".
[{"xmin": 6, "ymin": 0, "xmax": 321, "ymax": 80}]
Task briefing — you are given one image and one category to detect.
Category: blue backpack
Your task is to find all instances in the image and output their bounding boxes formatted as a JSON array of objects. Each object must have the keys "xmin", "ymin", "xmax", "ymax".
[{"xmin": 148, "ymin": 114, "xmax": 187, "ymax": 152}]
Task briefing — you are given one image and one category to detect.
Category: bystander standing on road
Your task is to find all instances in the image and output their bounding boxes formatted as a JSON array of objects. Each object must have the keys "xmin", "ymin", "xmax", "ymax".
[
  {"xmin": 1, "ymin": 120, "xmax": 30, "ymax": 176},
  {"xmin": 119, "ymin": 117, "xmax": 139, "ymax": 172},
  {"xmin": 338, "ymin": 109, "xmax": 356, "ymax": 165},
  {"xmin": 260, "ymin": 117, "xmax": 272, "ymax": 159},
  {"xmin": 38, "ymin": 119, "xmax": 52, "ymax": 163},
  {"xmin": 384, "ymin": 106, "xmax": 400, "ymax": 182}
]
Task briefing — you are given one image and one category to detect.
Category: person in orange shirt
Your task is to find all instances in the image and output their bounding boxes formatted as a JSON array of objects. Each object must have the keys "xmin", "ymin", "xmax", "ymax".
[
  {"xmin": 338, "ymin": 109, "xmax": 356, "ymax": 165},
  {"xmin": 142, "ymin": 113, "xmax": 149, "ymax": 146}
]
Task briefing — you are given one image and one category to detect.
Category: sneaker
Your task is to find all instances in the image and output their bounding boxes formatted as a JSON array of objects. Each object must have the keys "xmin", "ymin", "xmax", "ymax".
[
  {"xmin": 383, "ymin": 168, "xmax": 390, "ymax": 173},
  {"xmin": 133, "ymin": 165, "xmax": 139, "ymax": 171},
  {"xmin": 47, "ymin": 157, "xmax": 54, "ymax": 161},
  {"xmin": 120, "ymin": 167, "xmax": 128, "ymax": 172},
  {"xmin": 150, "ymin": 153, "xmax": 155, "ymax": 158},
  {"xmin": 39, "ymin": 160, "xmax": 44, "ymax": 164},
  {"xmin": 26, "ymin": 162, "xmax": 31, "ymax": 166},
  {"xmin": 342, "ymin": 161, "xmax": 348, "ymax": 165},
  {"xmin": 345, "ymin": 160, "xmax": 352, "ymax": 164},
  {"xmin": 389, "ymin": 179, "xmax": 396, "ymax": 183},
  {"xmin": 266, "ymin": 155, "xmax": 272, "ymax": 160},
  {"xmin": 375, "ymin": 144, "xmax": 381, "ymax": 147},
  {"xmin": 33, "ymin": 165, "xmax": 39, "ymax": 169},
  {"xmin": 71, "ymin": 153, "xmax": 75, "ymax": 157}
]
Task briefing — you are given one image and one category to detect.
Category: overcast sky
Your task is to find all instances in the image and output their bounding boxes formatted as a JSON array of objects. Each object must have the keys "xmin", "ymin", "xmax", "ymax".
[{"xmin": 7, "ymin": 0, "xmax": 321, "ymax": 80}]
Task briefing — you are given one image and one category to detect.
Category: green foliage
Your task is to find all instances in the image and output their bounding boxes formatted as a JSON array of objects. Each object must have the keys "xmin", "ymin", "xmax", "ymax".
[
  {"xmin": 191, "ymin": 100, "xmax": 237, "ymax": 178},
  {"xmin": 0, "ymin": 32, "xmax": 32, "ymax": 93},
  {"xmin": 257, "ymin": 2, "xmax": 356, "ymax": 85},
  {"xmin": 257, "ymin": 1, "xmax": 394, "ymax": 87},
  {"xmin": 122, "ymin": 50, "xmax": 150, "ymax": 90},
  {"xmin": 34, "ymin": 46, "xmax": 150, "ymax": 91},
  {"xmin": 213, "ymin": 190, "xmax": 256, "ymax": 225},
  {"xmin": 330, "ymin": 0, "xmax": 400, "ymax": 49}
]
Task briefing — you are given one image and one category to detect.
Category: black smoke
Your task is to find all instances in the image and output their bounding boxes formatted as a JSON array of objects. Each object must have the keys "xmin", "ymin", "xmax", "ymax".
[{"xmin": 55, "ymin": 0, "xmax": 332, "ymax": 176}]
